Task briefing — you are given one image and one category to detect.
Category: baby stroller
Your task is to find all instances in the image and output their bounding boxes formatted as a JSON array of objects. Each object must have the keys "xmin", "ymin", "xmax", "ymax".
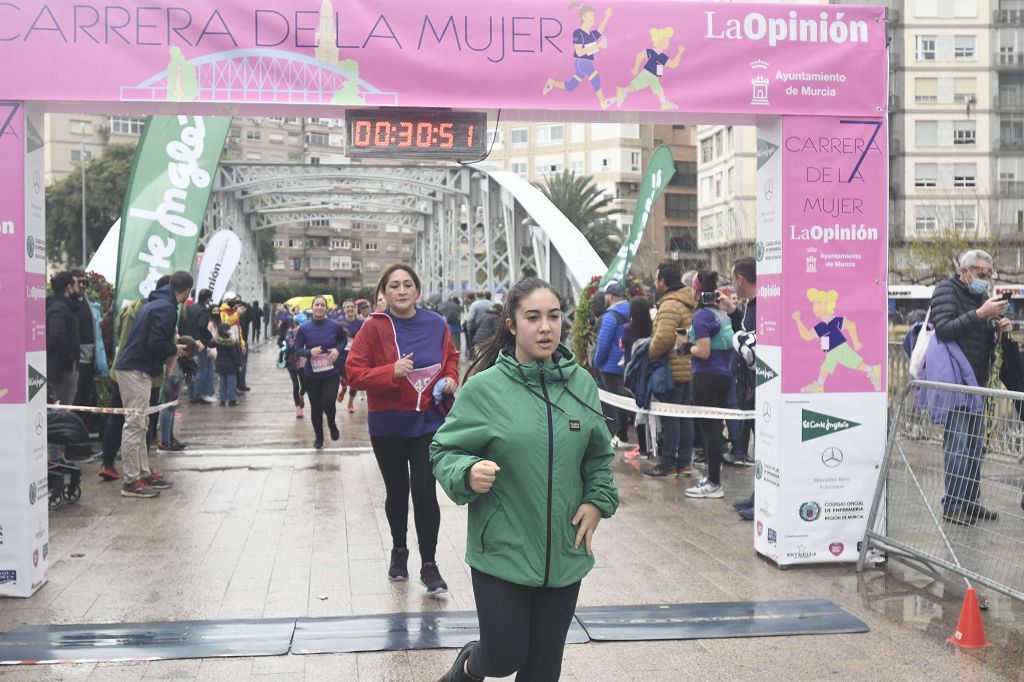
[{"xmin": 47, "ymin": 410, "xmax": 87, "ymax": 510}]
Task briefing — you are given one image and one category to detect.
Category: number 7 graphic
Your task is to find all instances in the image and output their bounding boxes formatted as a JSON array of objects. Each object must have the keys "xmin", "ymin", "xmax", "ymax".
[
  {"xmin": 838, "ymin": 119, "xmax": 882, "ymax": 183},
  {"xmin": 0, "ymin": 102, "xmax": 20, "ymax": 140}
]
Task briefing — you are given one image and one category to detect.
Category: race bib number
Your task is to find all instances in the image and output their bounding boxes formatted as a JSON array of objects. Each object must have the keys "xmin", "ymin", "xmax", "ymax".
[
  {"xmin": 310, "ymin": 354, "xmax": 334, "ymax": 373},
  {"xmin": 407, "ymin": 363, "xmax": 442, "ymax": 394}
]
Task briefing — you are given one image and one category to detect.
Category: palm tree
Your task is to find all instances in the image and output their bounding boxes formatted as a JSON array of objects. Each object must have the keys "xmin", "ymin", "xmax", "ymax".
[{"xmin": 534, "ymin": 170, "xmax": 623, "ymax": 265}]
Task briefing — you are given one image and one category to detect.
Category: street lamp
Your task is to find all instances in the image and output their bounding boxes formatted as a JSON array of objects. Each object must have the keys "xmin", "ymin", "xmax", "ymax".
[{"xmin": 80, "ymin": 121, "xmax": 87, "ymax": 266}]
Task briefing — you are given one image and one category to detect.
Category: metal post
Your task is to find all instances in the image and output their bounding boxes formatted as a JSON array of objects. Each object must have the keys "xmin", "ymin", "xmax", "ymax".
[{"xmin": 80, "ymin": 121, "xmax": 87, "ymax": 266}]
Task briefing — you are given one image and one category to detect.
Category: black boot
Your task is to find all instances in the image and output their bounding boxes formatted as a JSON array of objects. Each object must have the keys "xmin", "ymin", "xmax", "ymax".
[{"xmin": 437, "ymin": 641, "xmax": 482, "ymax": 682}]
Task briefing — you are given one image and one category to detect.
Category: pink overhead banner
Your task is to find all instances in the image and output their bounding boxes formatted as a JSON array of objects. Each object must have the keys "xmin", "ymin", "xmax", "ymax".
[{"xmin": 0, "ymin": 1, "xmax": 887, "ymax": 117}]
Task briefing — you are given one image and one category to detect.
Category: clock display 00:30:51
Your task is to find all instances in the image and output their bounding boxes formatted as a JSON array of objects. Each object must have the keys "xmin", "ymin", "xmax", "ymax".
[{"xmin": 349, "ymin": 119, "xmax": 477, "ymax": 149}]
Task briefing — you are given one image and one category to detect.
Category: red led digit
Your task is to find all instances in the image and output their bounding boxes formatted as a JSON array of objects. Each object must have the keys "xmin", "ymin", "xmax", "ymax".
[
  {"xmin": 466, "ymin": 125, "xmax": 475, "ymax": 148},
  {"xmin": 416, "ymin": 122, "xmax": 432, "ymax": 147},
  {"xmin": 353, "ymin": 120, "xmax": 371, "ymax": 146},
  {"xmin": 374, "ymin": 121, "xmax": 391, "ymax": 146},
  {"xmin": 397, "ymin": 121, "xmax": 413, "ymax": 147},
  {"xmin": 438, "ymin": 123, "xmax": 454, "ymax": 149}
]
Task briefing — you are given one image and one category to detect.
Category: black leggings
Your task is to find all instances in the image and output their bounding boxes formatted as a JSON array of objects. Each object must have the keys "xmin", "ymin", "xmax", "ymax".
[
  {"xmin": 305, "ymin": 374, "xmax": 340, "ymax": 441},
  {"xmin": 691, "ymin": 372, "xmax": 732, "ymax": 486},
  {"xmin": 468, "ymin": 569, "xmax": 581, "ymax": 681},
  {"xmin": 369, "ymin": 432, "xmax": 440, "ymax": 563},
  {"xmin": 288, "ymin": 368, "xmax": 306, "ymax": 407}
]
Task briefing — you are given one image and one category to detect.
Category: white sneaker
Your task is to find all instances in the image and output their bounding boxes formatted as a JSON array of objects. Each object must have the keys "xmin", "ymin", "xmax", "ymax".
[
  {"xmin": 685, "ymin": 479, "xmax": 724, "ymax": 499},
  {"xmin": 200, "ymin": 396, "xmax": 217, "ymax": 404},
  {"xmin": 610, "ymin": 436, "xmax": 633, "ymax": 449}
]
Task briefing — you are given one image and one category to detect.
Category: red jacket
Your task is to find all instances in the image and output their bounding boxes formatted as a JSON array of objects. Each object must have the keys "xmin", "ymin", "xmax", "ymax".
[{"xmin": 345, "ymin": 310, "xmax": 460, "ymax": 414}]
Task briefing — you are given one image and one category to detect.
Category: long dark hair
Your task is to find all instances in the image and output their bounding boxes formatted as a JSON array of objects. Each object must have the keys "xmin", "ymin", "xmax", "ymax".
[
  {"xmin": 465, "ymin": 277, "xmax": 564, "ymax": 380},
  {"xmin": 695, "ymin": 270, "xmax": 719, "ymax": 308},
  {"xmin": 627, "ymin": 296, "xmax": 653, "ymax": 339}
]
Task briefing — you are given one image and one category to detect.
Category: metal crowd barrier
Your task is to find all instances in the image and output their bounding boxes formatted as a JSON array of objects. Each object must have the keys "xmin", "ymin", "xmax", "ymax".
[{"xmin": 858, "ymin": 380, "xmax": 1024, "ymax": 604}]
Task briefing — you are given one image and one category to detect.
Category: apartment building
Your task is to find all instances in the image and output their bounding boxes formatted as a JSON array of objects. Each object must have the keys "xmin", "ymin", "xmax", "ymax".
[
  {"xmin": 483, "ymin": 121, "xmax": 699, "ymax": 278},
  {"xmin": 694, "ymin": 125, "xmax": 758, "ymax": 273}
]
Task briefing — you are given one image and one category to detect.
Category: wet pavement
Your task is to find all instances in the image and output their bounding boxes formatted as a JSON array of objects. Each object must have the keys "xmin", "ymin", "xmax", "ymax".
[{"xmin": 2, "ymin": 340, "xmax": 1023, "ymax": 680}]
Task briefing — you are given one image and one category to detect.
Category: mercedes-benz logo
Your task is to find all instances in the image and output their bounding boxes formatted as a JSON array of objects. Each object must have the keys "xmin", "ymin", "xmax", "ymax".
[
  {"xmin": 32, "ymin": 171, "xmax": 40, "ymax": 194},
  {"xmin": 761, "ymin": 402, "xmax": 772, "ymax": 423},
  {"xmin": 764, "ymin": 179, "xmax": 774, "ymax": 200},
  {"xmin": 34, "ymin": 412, "xmax": 43, "ymax": 436},
  {"xmin": 821, "ymin": 446, "xmax": 844, "ymax": 468}
]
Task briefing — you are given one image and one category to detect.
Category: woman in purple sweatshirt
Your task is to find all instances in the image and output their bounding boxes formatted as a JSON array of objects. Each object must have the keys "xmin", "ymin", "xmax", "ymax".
[{"xmin": 293, "ymin": 296, "xmax": 348, "ymax": 449}]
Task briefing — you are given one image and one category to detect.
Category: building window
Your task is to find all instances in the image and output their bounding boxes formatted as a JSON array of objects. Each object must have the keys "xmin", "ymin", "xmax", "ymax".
[
  {"xmin": 70, "ymin": 149, "xmax": 93, "ymax": 163},
  {"xmin": 953, "ymin": 121, "xmax": 976, "ymax": 145},
  {"xmin": 571, "ymin": 158, "xmax": 584, "ymax": 173},
  {"xmin": 714, "ymin": 132, "xmax": 723, "ymax": 157},
  {"xmin": 510, "ymin": 128, "xmax": 529, "ymax": 148},
  {"xmin": 701, "ymin": 176, "xmax": 711, "ymax": 202},
  {"xmin": 630, "ymin": 151, "xmax": 641, "ymax": 172},
  {"xmin": 727, "ymin": 166, "xmax": 735, "ymax": 194},
  {"xmin": 305, "ymin": 132, "xmax": 329, "ymax": 145},
  {"xmin": 273, "ymin": 239, "xmax": 285, "ymax": 248},
  {"xmin": 914, "ymin": 163, "xmax": 938, "ymax": 187},
  {"xmin": 954, "ymin": 35, "xmax": 976, "ymax": 61},
  {"xmin": 535, "ymin": 125, "xmax": 564, "ymax": 146},
  {"xmin": 670, "ymin": 161, "xmax": 697, "ymax": 187},
  {"xmin": 269, "ymin": 133, "xmax": 284, "ymax": 144},
  {"xmin": 535, "ymin": 162, "xmax": 563, "ymax": 176},
  {"xmin": 714, "ymin": 172, "xmax": 722, "ymax": 198},
  {"xmin": 700, "ymin": 138, "xmax": 714, "ymax": 163},
  {"xmin": 914, "ymin": 78, "xmax": 938, "ymax": 103},
  {"xmin": 511, "ymin": 161, "xmax": 528, "ymax": 176},
  {"xmin": 245, "ymin": 152, "xmax": 262, "ymax": 161},
  {"xmin": 365, "ymin": 242, "xmax": 379, "ymax": 251},
  {"xmin": 245, "ymin": 130, "xmax": 261, "ymax": 141},
  {"xmin": 915, "ymin": 205, "xmax": 938, "ymax": 231},
  {"xmin": 953, "ymin": 77, "xmax": 976, "ymax": 104},
  {"xmin": 954, "ymin": 205, "xmax": 976, "ymax": 230},
  {"xmin": 665, "ymin": 193, "xmax": 696, "ymax": 221},
  {"xmin": 953, "ymin": 163, "xmax": 977, "ymax": 187},
  {"xmin": 291, "ymin": 258, "xmax": 303, "ymax": 271},
  {"xmin": 915, "ymin": 120, "xmax": 938, "ymax": 146},
  {"xmin": 725, "ymin": 126, "xmax": 734, "ymax": 153},
  {"xmin": 309, "ymin": 218, "xmax": 329, "ymax": 228},
  {"xmin": 309, "ymin": 156, "xmax": 321, "ymax": 165},
  {"xmin": 915, "ymin": 35, "xmax": 936, "ymax": 60},
  {"xmin": 110, "ymin": 116, "xmax": 145, "ymax": 135}
]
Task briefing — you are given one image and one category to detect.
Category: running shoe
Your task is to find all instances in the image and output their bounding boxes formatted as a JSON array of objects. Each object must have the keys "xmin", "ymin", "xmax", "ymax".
[
  {"xmin": 624, "ymin": 446, "xmax": 647, "ymax": 460},
  {"xmin": 542, "ymin": 78, "xmax": 555, "ymax": 95},
  {"xmin": 121, "ymin": 480, "xmax": 160, "ymax": 498},
  {"xmin": 738, "ymin": 507, "xmax": 754, "ymax": 521},
  {"xmin": 732, "ymin": 493, "xmax": 754, "ymax": 511},
  {"xmin": 348, "ymin": 398, "xmax": 355, "ymax": 414},
  {"xmin": 642, "ymin": 465, "xmax": 678, "ymax": 479},
  {"xmin": 337, "ymin": 386, "xmax": 347, "ymax": 403},
  {"xmin": 157, "ymin": 441, "xmax": 185, "ymax": 453},
  {"xmin": 420, "ymin": 562, "xmax": 448, "ymax": 596},
  {"xmin": 228, "ymin": 400, "xmax": 238, "ymax": 406},
  {"xmin": 143, "ymin": 473, "xmax": 173, "ymax": 489},
  {"xmin": 802, "ymin": 382, "xmax": 825, "ymax": 393},
  {"xmin": 388, "ymin": 548, "xmax": 410, "ymax": 581},
  {"xmin": 328, "ymin": 421, "xmax": 340, "ymax": 441},
  {"xmin": 685, "ymin": 478, "xmax": 724, "ymax": 499},
  {"xmin": 437, "ymin": 641, "xmax": 482, "ymax": 682},
  {"xmin": 314, "ymin": 438, "xmax": 324, "ymax": 450},
  {"xmin": 98, "ymin": 467, "xmax": 121, "ymax": 481},
  {"xmin": 296, "ymin": 407, "xmax": 303, "ymax": 419}
]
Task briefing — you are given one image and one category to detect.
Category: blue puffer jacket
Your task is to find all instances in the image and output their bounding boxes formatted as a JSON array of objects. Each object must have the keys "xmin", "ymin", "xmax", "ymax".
[
  {"xmin": 114, "ymin": 287, "xmax": 179, "ymax": 378},
  {"xmin": 593, "ymin": 300, "xmax": 630, "ymax": 375}
]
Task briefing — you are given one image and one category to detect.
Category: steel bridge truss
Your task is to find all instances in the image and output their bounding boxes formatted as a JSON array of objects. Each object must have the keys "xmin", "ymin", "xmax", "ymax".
[{"xmin": 212, "ymin": 163, "xmax": 602, "ymax": 300}]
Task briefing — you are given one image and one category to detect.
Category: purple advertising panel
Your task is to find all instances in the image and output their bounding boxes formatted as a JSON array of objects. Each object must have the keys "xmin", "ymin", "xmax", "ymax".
[
  {"xmin": 780, "ymin": 116, "xmax": 888, "ymax": 396},
  {"xmin": 0, "ymin": 2, "xmax": 886, "ymax": 119},
  {"xmin": 0, "ymin": 104, "xmax": 26, "ymax": 404}
]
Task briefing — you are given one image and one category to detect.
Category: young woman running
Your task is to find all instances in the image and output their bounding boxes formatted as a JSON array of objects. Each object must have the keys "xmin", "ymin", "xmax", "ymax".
[
  {"xmin": 336, "ymin": 299, "xmax": 364, "ymax": 413},
  {"xmin": 292, "ymin": 296, "xmax": 346, "ymax": 449},
  {"xmin": 283, "ymin": 325, "xmax": 306, "ymax": 418},
  {"xmin": 431, "ymin": 277, "xmax": 619, "ymax": 682},
  {"xmin": 345, "ymin": 263, "xmax": 459, "ymax": 596}
]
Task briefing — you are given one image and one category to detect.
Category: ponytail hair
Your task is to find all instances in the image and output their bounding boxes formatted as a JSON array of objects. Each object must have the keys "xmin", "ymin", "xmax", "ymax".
[
  {"xmin": 465, "ymin": 277, "xmax": 564, "ymax": 381},
  {"xmin": 569, "ymin": 2, "xmax": 596, "ymax": 18}
]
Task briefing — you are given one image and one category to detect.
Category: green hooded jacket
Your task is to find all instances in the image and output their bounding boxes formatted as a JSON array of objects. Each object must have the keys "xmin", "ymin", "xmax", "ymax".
[{"xmin": 430, "ymin": 346, "xmax": 619, "ymax": 588}]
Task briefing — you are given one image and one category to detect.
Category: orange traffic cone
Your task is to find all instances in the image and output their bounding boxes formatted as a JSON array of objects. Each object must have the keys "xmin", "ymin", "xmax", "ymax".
[{"xmin": 947, "ymin": 587, "xmax": 992, "ymax": 648}]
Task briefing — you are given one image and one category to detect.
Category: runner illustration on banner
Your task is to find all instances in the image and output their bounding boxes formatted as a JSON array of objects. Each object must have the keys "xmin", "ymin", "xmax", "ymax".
[
  {"xmin": 542, "ymin": 4, "xmax": 615, "ymax": 109},
  {"xmin": 616, "ymin": 28, "xmax": 685, "ymax": 109},
  {"xmin": 791, "ymin": 288, "xmax": 881, "ymax": 393}
]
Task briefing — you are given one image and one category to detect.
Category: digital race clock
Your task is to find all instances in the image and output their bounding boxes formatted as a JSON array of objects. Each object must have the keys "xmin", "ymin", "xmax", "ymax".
[{"xmin": 345, "ymin": 108, "xmax": 487, "ymax": 159}]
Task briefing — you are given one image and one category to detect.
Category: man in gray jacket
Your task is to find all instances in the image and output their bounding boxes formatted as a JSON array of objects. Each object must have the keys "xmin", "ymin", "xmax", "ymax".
[{"xmin": 929, "ymin": 249, "xmax": 1011, "ymax": 525}]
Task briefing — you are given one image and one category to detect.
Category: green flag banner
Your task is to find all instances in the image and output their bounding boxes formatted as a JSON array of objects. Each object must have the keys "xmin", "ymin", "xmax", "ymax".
[
  {"xmin": 115, "ymin": 115, "xmax": 231, "ymax": 315},
  {"xmin": 599, "ymin": 145, "xmax": 676, "ymax": 288}
]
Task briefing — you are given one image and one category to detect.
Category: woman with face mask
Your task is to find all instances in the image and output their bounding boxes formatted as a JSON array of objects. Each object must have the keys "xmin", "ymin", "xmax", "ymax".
[
  {"xmin": 292, "ymin": 295, "xmax": 347, "ymax": 449},
  {"xmin": 345, "ymin": 263, "xmax": 460, "ymax": 597},
  {"xmin": 431, "ymin": 277, "xmax": 619, "ymax": 682}
]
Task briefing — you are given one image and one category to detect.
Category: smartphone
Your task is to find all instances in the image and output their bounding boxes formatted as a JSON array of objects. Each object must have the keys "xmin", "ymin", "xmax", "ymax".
[
  {"xmin": 700, "ymin": 291, "xmax": 720, "ymax": 306},
  {"xmin": 674, "ymin": 327, "xmax": 688, "ymax": 335},
  {"xmin": 1001, "ymin": 292, "xmax": 1013, "ymax": 301}
]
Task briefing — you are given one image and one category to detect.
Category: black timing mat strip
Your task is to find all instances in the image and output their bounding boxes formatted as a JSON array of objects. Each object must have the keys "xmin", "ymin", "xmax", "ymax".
[
  {"xmin": 0, "ymin": 600, "xmax": 867, "ymax": 664},
  {"xmin": 0, "ymin": 619, "xmax": 296, "ymax": 665},
  {"xmin": 293, "ymin": 611, "xmax": 590, "ymax": 654},
  {"xmin": 574, "ymin": 600, "xmax": 869, "ymax": 641}
]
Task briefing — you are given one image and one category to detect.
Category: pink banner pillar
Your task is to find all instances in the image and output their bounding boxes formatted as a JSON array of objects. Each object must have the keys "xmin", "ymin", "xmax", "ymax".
[
  {"xmin": 0, "ymin": 101, "xmax": 49, "ymax": 597},
  {"xmin": 753, "ymin": 115, "xmax": 888, "ymax": 566}
]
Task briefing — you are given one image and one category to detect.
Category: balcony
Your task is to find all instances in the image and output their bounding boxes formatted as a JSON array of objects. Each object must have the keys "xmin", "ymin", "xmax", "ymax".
[
  {"xmin": 304, "ymin": 225, "xmax": 333, "ymax": 237},
  {"xmin": 994, "ymin": 8, "xmax": 1024, "ymax": 23},
  {"xmin": 995, "ymin": 94, "xmax": 1024, "ymax": 110},
  {"xmin": 994, "ymin": 137, "xmax": 1024, "ymax": 152},
  {"xmin": 997, "ymin": 52, "xmax": 1024, "ymax": 69},
  {"xmin": 999, "ymin": 180, "xmax": 1024, "ymax": 194}
]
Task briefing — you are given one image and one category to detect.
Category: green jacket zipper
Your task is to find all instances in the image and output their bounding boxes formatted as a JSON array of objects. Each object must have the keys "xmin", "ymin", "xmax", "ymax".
[{"xmin": 538, "ymin": 363, "xmax": 554, "ymax": 587}]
